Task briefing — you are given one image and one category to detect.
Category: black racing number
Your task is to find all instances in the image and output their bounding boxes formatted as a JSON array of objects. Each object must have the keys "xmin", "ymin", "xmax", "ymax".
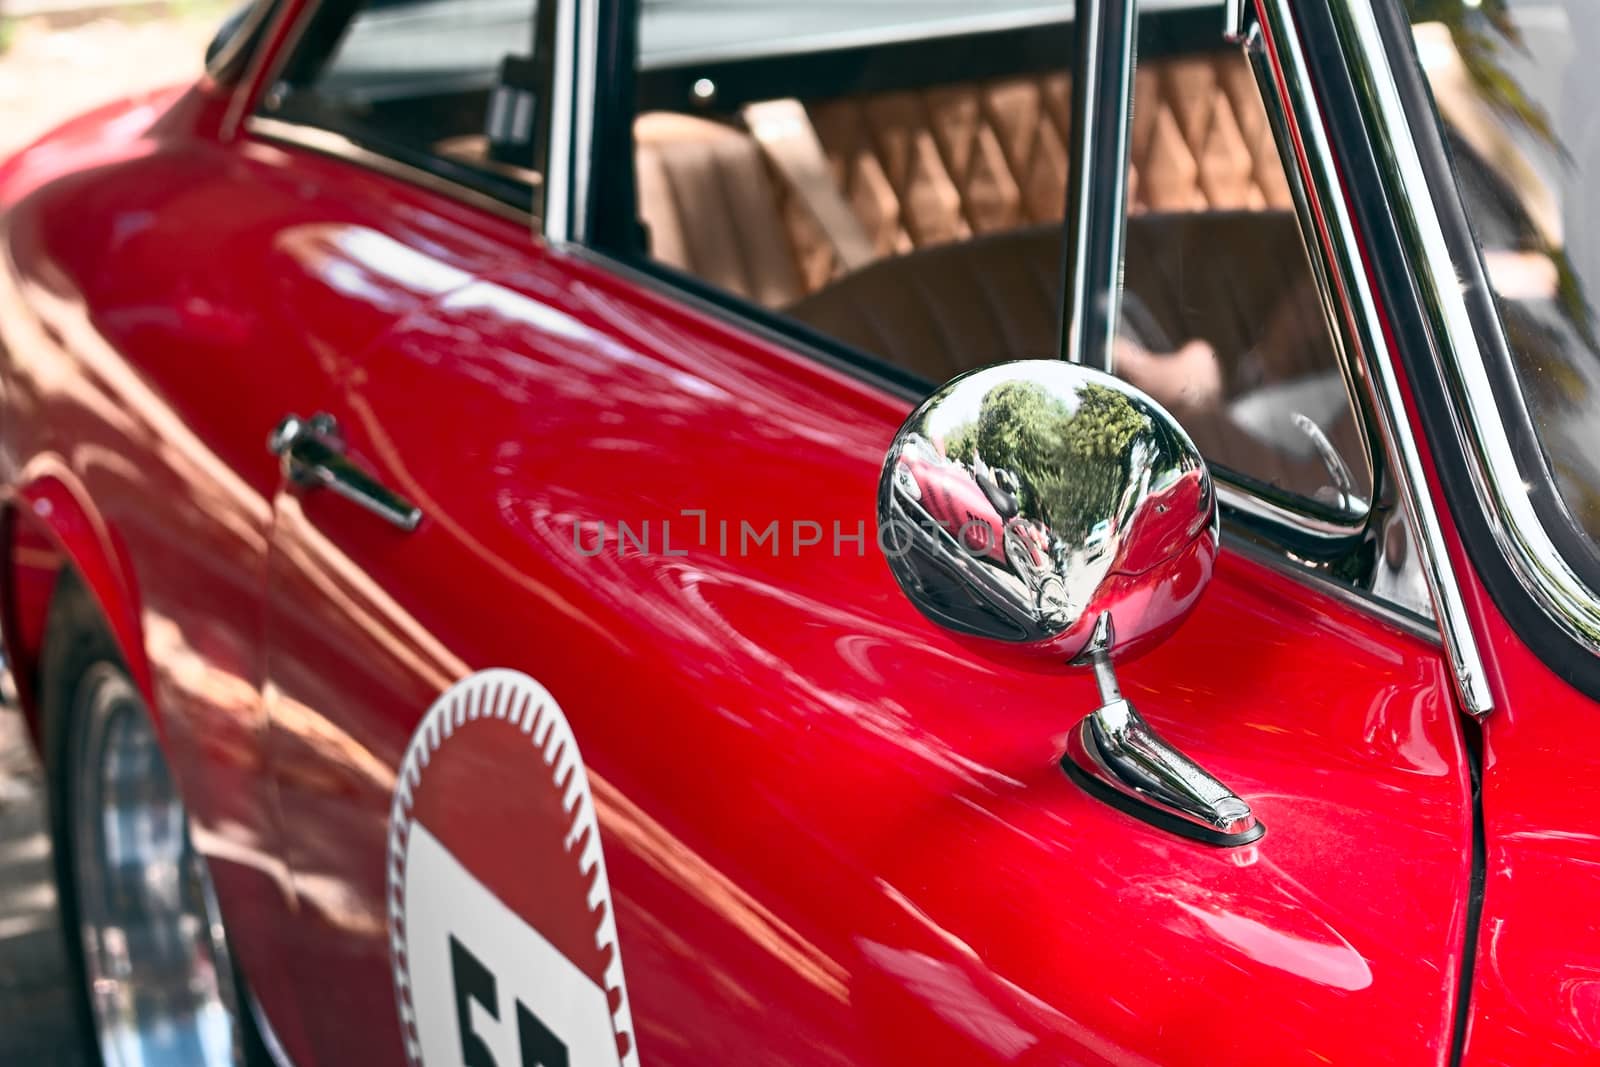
[
  {"xmin": 517, "ymin": 1001, "xmax": 570, "ymax": 1067},
  {"xmin": 450, "ymin": 935, "xmax": 501, "ymax": 1067},
  {"xmin": 449, "ymin": 935, "xmax": 570, "ymax": 1067}
]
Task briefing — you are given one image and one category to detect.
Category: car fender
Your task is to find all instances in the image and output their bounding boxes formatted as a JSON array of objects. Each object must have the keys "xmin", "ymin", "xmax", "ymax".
[{"xmin": 4, "ymin": 459, "xmax": 152, "ymax": 737}]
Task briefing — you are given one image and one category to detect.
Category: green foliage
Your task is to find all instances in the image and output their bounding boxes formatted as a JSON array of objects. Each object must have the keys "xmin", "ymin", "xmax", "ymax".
[
  {"xmin": 1408, "ymin": 0, "xmax": 1561, "ymax": 150},
  {"xmin": 944, "ymin": 422, "xmax": 978, "ymax": 466},
  {"xmin": 1062, "ymin": 383, "xmax": 1148, "ymax": 462},
  {"xmin": 975, "ymin": 380, "xmax": 1065, "ymax": 486},
  {"xmin": 962, "ymin": 380, "xmax": 1149, "ymax": 540}
]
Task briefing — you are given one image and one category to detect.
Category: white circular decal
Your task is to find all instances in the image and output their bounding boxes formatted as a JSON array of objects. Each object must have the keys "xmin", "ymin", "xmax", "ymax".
[{"xmin": 388, "ymin": 669, "xmax": 638, "ymax": 1067}]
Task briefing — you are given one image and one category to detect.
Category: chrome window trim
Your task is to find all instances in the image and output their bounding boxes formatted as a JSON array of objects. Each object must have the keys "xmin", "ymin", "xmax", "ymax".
[
  {"xmin": 221, "ymin": 0, "xmax": 311, "ymax": 140},
  {"xmin": 556, "ymin": 0, "xmax": 1459, "ymax": 637},
  {"xmin": 544, "ymin": 0, "xmax": 580, "ymax": 243},
  {"xmin": 243, "ymin": 116, "xmax": 537, "ymax": 225},
  {"xmin": 1251, "ymin": 0, "xmax": 1490, "ymax": 713},
  {"xmin": 1224, "ymin": 531, "xmax": 1440, "ymax": 646},
  {"xmin": 1061, "ymin": 0, "xmax": 1135, "ymax": 372},
  {"xmin": 205, "ymin": 0, "xmax": 280, "ymax": 85},
  {"xmin": 544, "ymin": 0, "xmax": 597, "ymax": 244},
  {"xmin": 572, "ymin": 0, "xmax": 599, "ymax": 242},
  {"xmin": 1332, "ymin": 0, "xmax": 1600, "ymax": 659},
  {"xmin": 234, "ymin": 0, "xmax": 320, "ymax": 139},
  {"xmin": 1234, "ymin": 19, "xmax": 1382, "ymax": 539},
  {"xmin": 1218, "ymin": 481, "xmax": 1365, "ymax": 543}
]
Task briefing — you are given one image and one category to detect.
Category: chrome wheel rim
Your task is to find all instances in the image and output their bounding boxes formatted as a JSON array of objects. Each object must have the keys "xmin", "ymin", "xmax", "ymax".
[{"xmin": 70, "ymin": 663, "xmax": 243, "ymax": 1067}]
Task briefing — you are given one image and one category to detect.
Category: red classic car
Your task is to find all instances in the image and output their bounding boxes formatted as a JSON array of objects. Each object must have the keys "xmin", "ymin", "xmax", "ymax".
[{"xmin": 2, "ymin": 0, "xmax": 1598, "ymax": 1062}]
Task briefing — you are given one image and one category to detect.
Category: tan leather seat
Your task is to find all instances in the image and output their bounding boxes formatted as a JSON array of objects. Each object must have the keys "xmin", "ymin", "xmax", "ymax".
[
  {"xmin": 786, "ymin": 213, "xmax": 1328, "ymax": 385},
  {"xmin": 780, "ymin": 53, "xmax": 1291, "ymax": 291},
  {"xmin": 633, "ymin": 111, "xmax": 806, "ymax": 306},
  {"xmin": 635, "ymin": 50, "xmax": 1289, "ymax": 305},
  {"xmin": 781, "ymin": 222, "xmax": 1063, "ymax": 382}
]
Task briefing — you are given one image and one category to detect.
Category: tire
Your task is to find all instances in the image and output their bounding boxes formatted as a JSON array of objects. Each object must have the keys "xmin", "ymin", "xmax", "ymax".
[{"xmin": 40, "ymin": 570, "xmax": 269, "ymax": 1067}]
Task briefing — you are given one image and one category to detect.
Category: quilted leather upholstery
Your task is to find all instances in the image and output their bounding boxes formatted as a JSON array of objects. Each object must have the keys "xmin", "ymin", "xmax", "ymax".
[
  {"xmin": 1129, "ymin": 54, "xmax": 1293, "ymax": 213},
  {"xmin": 781, "ymin": 51, "xmax": 1290, "ymax": 290},
  {"xmin": 777, "ymin": 72, "xmax": 1076, "ymax": 290}
]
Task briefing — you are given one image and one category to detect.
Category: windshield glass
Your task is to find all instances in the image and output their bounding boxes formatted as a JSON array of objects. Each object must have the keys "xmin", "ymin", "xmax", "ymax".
[{"xmin": 1408, "ymin": 1, "xmax": 1600, "ymax": 551}]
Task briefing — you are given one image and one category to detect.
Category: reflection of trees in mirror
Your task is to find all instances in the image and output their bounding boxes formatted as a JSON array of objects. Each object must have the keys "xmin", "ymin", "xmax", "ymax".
[
  {"xmin": 1409, "ymin": 0, "xmax": 1597, "ymax": 350},
  {"xmin": 931, "ymin": 381, "xmax": 1149, "ymax": 541},
  {"xmin": 945, "ymin": 422, "xmax": 978, "ymax": 467}
]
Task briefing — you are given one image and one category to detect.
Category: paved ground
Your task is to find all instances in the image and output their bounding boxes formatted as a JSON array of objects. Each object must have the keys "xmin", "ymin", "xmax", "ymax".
[
  {"xmin": 0, "ymin": 4, "xmax": 223, "ymax": 160},
  {"xmin": 0, "ymin": 10, "xmax": 224, "ymax": 1061},
  {"xmin": 0, "ymin": 705, "xmax": 89, "ymax": 1065}
]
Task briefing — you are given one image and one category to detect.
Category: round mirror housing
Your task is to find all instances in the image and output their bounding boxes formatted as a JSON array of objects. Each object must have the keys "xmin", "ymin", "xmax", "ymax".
[{"xmin": 878, "ymin": 359, "xmax": 1218, "ymax": 667}]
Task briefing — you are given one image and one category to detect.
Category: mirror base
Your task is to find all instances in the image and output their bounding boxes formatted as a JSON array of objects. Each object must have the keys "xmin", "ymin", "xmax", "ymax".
[
  {"xmin": 1056, "ymin": 694, "xmax": 1267, "ymax": 851},
  {"xmin": 1060, "ymin": 614, "xmax": 1263, "ymax": 848},
  {"xmin": 1060, "ymin": 745, "xmax": 1267, "ymax": 848}
]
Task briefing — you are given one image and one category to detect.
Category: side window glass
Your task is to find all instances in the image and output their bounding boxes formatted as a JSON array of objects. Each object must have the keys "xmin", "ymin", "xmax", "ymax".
[
  {"xmin": 627, "ymin": 3, "xmax": 1080, "ymax": 378},
  {"xmin": 618, "ymin": 3, "xmax": 1370, "ymax": 525},
  {"xmin": 262, "ymin": 0, "xmax": 551, "ymax": 210},
  {"xmin": 1409, "ymin": 11, "xmax": 1600, "ymax": 563},
  {"xmin": 1112, "ymin": 28, "xmax": 1371, "ymax": 521}
]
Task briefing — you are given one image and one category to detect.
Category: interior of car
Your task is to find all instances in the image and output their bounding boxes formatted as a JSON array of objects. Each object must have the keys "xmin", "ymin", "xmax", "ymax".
[
  {"xmin": 623, "ymin": 3, "xmax": 1368, "ymax": 517},
  {"xmin": 264, "ymin": 0, "xmax": 1373, "ymax": 524}
]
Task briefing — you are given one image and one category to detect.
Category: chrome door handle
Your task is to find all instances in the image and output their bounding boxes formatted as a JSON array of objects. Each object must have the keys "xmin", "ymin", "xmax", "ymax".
[{"xmin": 267, "ymin": 412, "xmax": 422, "ymax": 532}]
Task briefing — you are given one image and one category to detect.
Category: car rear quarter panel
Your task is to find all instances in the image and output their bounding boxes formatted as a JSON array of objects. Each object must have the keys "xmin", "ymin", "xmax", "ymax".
[{"xmin": 1449, "ymin": 545, "xmax": 1600, "ymax": 1065}]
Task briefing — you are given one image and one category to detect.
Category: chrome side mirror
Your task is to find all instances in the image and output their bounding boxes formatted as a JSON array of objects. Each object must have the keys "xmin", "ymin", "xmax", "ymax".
[{"xmin": 879, "ymin": 360, "xmax": 1262, "ymax": 846}]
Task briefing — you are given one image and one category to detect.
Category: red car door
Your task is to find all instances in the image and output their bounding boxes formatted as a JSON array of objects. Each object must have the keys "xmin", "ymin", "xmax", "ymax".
[
  {"xmin": 257, "ymin": 235, "xmax": 1475, "ymax": 1067},
  {"xmin": 248, "ymin": 3, "xmax": 1478, "ymax": 1067}
]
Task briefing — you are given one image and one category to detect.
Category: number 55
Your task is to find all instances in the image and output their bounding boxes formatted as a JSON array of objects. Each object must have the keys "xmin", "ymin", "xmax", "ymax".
[{"xmin": 450, "ymin": 935, "xmax": 571, "ymax": 1067}]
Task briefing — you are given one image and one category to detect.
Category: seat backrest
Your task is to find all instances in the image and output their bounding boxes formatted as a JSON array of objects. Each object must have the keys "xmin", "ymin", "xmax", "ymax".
[
  {"xmin": 634, "ymin": 50, "xmax": 1294, "ymax": 309},
  {"xmin": 785, "ymin": 212, "xmax": 1325, "ymax": 385},
  {"xmin": 781, "ymin": 222, "xmax": 1063, "ymax": 383},
  {"xmin": 633, "ymin": 111, "xmax": 806, "ymax": 307},
  {"xmin": 779, "ymin": 52, "xmax": 1291, "ymax": 291}
]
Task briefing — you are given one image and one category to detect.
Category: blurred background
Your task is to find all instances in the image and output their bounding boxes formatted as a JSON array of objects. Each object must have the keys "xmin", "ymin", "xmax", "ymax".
[
  {"xmin": 0, "ymin": 4, "xmax": 228, "ymax": 1061},
  {"xmin": 0, "ymin": 695, "xmax": 85, "ymax": 1064},
  {"xmin": 0, "ymin": 0, "xmax": 226, "ymax": 159}
]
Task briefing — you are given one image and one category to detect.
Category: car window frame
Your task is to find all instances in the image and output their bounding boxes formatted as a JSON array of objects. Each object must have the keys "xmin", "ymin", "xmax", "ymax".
[
  {"xmin": 1244, "ymin": 0, "xmax": 1493, "ymax": 712},
  {"xmin": 553, "ymin": 0, "xmax": 1446, "ymax": 637},
  {"xmin": 206, "ymin": 0, "xmax": 285, "ymax": 85},
  {"xmin": 240, "ymin": 0, "xmax": 557, "ymax": 221},
  {"xmin": 1319, "ymin": 0, "xmax": 1600, "ymax": 703}
]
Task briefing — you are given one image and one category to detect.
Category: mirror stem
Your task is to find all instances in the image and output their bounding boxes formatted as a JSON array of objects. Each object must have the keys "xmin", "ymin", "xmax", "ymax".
[
  {"xmin": 1065, "ymin": 613, "xmax": 1265, "ymax": 847},
  {"xmin": 1080, "ymin": 611, "xmax": 1123, "ymax": 705}
]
